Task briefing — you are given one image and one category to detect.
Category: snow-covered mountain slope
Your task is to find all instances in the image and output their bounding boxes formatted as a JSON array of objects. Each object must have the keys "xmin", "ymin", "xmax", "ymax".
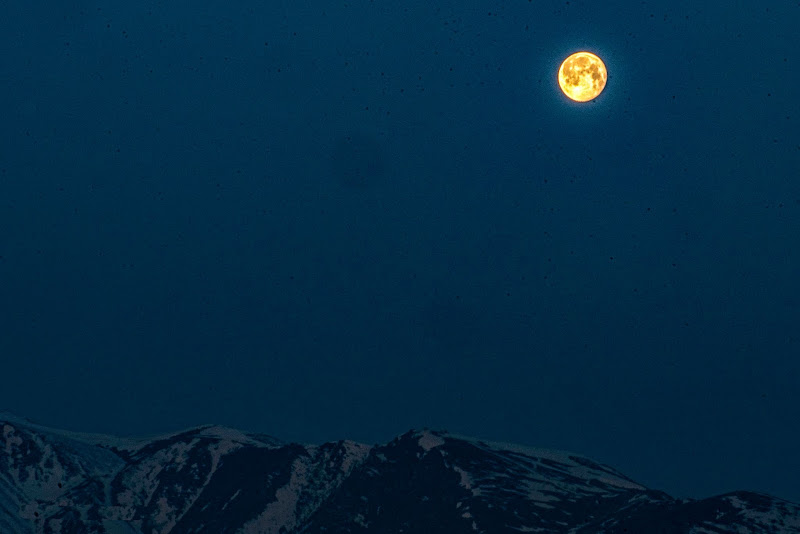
[{"xmin": 1, "ymin": 415, "xmax": 798, "ymax": 533}]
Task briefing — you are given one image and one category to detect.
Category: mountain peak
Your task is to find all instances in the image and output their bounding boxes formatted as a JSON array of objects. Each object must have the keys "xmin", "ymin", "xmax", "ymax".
[{"xmin": 2, "ymin": 417, "xmax": 798, "ymax": 533}]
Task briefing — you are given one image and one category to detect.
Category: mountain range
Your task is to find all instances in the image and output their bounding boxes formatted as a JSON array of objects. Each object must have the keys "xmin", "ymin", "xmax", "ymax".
[{"xmin": 1, "ymin": 413, "xmax": 798, "ymax": 533}]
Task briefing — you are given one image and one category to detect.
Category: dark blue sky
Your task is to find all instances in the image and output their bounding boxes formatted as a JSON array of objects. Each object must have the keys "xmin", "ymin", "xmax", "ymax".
[{"xmin": 2, "ymin": 0, "xmax": 799, "ymax": 503}]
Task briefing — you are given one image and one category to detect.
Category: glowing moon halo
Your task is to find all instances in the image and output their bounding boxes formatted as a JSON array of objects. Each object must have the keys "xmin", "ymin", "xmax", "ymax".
[{"xmin": 558, "ymin": 52, "xmax": 607, "ymax": 102}]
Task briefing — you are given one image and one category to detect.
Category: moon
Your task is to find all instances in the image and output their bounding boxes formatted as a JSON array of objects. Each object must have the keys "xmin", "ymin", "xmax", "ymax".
[{"xmin": 558, "ymin": 52, "xmax": 607, "ymax": 102}]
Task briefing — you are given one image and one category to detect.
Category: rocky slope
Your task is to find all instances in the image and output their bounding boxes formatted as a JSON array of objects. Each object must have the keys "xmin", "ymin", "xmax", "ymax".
[{"xmin": 1, "ymin": 414, "xmax": 798, "ymax": 533}]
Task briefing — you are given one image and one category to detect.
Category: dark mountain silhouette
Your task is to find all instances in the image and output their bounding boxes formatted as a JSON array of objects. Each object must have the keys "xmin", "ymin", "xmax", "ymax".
[{"xmin": 1, "ymin": 413, "xmax": 798, "ymax": 533}]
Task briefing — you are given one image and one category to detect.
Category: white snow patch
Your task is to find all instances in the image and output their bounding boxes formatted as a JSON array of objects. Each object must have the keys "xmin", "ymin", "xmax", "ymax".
[
  {"xmin": 208, "ymin": 439, "xmax": 241, "ymax": 473},
  {"xmin": 3, "ymin": 424, "xmax": 23, "ymax": 453},
  {"xmin": 443, "ymin": 432, "xmax": 646, "ymax": 494},
  {"xmin": 153, "ymin": 496, "xmax": 172, "ymax": 526},
  {"xmin": 722, "ymin": 494, "xmax": 800, "ymax": 530},
  {"xmin": 240, "ymin": 455, "xmax": 309, "ymax": 534},
  {"xmin": 115, "ymin": 490, "xmax": 135, "ymax": 510},
  {"xmin": 445, "ymin": 432, "xmax": 580, "ymax": 464},
  {"xmin": 110, "ymin": 437, "xmax": 239, "ymax": 528},
  {"xmin": 1, "ymin": 414, "xmax": 141, "ymax": 451},
  {"xmin": 0, "ymin": 414, "xmax": 280, "ymax": 456},
  {"xmin": 339, "ymin": 441, "xmax": 371, "ymax": 474},
  {"xmin": 418, "ymin": 431, "xmax": 445, "ymax": 451},
  {"xmin": 196, "ymin": 426, "xmax": 279, "ymax": 448},
  {"xmin": 527, "ymin": 488, "xmax": 560, "ymax": 503},
  {"xmin": 167, "ymin": 440, "xmax": 195, "ymax": 472},
  {"xmin": 595, "ymin": 476, "xmax": 645, "ymax": 490},
  {"xmin": 453, "ymin": 465, "xmax": 476, "ymax": 494},
  {"xmin": 565, "ymin": 464, "xmax": 645, "ymax": 492}
]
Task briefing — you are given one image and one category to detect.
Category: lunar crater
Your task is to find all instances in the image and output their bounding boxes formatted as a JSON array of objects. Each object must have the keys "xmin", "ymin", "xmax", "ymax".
[{"xmin": 558, "ymin": 52, "xmax": 607, "ymax": 102}]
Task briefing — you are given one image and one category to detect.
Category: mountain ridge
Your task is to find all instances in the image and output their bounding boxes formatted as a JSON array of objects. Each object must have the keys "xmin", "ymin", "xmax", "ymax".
[{"xmin": 2, "ymin": 414, "xmax": 798, "ymax": 533}]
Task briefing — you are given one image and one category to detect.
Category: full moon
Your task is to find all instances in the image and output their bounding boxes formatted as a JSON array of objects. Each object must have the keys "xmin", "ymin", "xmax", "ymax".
[{"xmin": 558, "ymin": 51, "xmax": 607, "ymax": 102}]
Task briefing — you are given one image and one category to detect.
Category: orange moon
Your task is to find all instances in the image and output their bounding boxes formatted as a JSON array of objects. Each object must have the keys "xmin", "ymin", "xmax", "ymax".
[{"xmin": 558, "ymin": 52, "xmax": 607, "ymax": 102}]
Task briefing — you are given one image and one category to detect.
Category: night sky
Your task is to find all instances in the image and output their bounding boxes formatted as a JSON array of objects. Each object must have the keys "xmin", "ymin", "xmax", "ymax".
[{"xmin": 2, "ymin": 0, "xmax": 799, "ymax": 504}]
